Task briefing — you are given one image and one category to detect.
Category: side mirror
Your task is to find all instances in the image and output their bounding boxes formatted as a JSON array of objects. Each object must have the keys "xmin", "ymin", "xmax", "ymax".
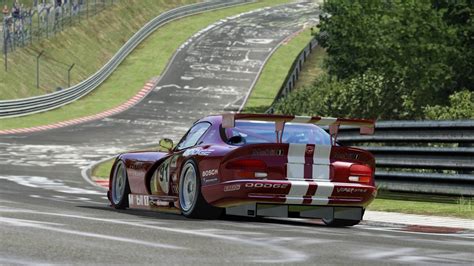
[
  {"xmin": 228, "ymin": 135, "xmax": 245, "ymax": 145},
  {"xmin": 158, "ymin": 138, "xmax": 173, "ymax": 152}
]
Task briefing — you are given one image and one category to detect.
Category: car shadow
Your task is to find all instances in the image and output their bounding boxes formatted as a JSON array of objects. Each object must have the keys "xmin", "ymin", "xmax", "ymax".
[{"xmin": 77, "ymin": 205, "xmax": 327, "ymax": 228}]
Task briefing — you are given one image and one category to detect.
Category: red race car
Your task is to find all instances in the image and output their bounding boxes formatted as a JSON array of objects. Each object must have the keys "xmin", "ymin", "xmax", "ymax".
[{"xmin": 108, "ymin": 114, "xmax": 377, "ymax": 226}]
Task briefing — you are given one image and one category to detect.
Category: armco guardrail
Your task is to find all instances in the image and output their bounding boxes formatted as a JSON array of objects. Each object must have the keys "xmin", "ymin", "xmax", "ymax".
[
  {"xmin": 0, "ymin": 0, "xmax": 249, "ymax": 118},
  {"xmin": 337, "ymin": 120, "xmax": 474, "ymax": 196},
  {"xmin": 266, "ymin": 37, "xmax": 473, "ymax": 196}
]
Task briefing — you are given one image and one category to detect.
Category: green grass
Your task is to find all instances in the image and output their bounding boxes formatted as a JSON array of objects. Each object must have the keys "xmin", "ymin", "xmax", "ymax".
[
  {"xmin": 242, "ymin": 28, "xmax": 315, "ymax": 113},
  {"xmin": 92, "ymin": 158, "xmax": 114, "ymax": 180},
  {"xmin": 292, "ymin": 45, "xmax": 326, "ymax": 91},
  {"xmin": 368, "ymin": 197, "xmax": 473, "ymax": 219},
  {"xmin": 0, "ymin": 0, "xmax": 291, "ymax": 130}
]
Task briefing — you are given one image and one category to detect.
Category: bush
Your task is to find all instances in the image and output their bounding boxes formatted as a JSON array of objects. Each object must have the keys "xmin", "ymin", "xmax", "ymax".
[
  {"xmin": 274, "ymin": 72, "xmax": 413, "ymax": 119},
  {"xmin": 424, "ymin": 90, "xmax": 474, "ymax": 119}
]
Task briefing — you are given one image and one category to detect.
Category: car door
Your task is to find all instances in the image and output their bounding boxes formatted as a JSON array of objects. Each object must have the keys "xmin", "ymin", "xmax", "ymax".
[{"xmin": 151, "ymin": 122, "xmax": 211, "ymax": 197}]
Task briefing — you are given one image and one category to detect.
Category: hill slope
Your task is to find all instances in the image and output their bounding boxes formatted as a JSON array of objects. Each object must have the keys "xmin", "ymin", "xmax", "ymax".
[{"xmin": 0, "ymin": 0, "xmax": 196, "ymax": 100}]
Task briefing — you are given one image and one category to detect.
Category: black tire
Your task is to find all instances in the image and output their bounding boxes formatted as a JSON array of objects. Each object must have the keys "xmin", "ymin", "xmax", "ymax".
[
  {"xmin": 179, "ymin": 160, "xmax": 222, "ymax": 219},
  {"xmin": 322, "ymin": 218, "xmax": 361, "ymax": 227},
  {"xmin": 110, "ymin": 160, "xmax": 130, "ymax": 209}
]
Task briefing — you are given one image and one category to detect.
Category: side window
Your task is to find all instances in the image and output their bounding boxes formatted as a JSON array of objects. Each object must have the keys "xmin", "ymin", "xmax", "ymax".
[{"xmin": 176, "ymin": 122, "xmax": 211, "ymax": 150}]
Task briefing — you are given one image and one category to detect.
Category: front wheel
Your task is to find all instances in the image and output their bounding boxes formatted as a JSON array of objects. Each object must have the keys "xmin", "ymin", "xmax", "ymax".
[
  {"xmin": 179, "ymin": 160, "xmax": 222, "ymax": 219},
  {"xmin": 111, "ymin": 160, "xmax": 130, "ymax": 209}
]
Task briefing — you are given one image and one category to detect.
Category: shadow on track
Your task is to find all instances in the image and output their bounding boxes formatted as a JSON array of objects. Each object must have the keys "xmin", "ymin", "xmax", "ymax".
[{"xmin": 78, "ymin": 205, "xmax": 331, "ymax": 228}]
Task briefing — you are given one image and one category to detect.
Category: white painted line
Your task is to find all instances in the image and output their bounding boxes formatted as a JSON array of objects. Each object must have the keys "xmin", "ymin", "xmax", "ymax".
[
  {"xmin": 80, "ymin": 156, "xmax": 116, "ymax": 191},
  {"xmin": 0, "ymin": 207, "xmax": 308, "ymax": 263},
  {"xmin": 0, "ymin": 217, "xmax": 183, "ymax": 250}
]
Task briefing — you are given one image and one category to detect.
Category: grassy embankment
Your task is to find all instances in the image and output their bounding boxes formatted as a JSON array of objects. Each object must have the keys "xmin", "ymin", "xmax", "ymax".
[
  {"xmin": 0, "ymin": 0, "xmax": 291, "ymax": 130},
  {"xmin": 242, "ymin": 31, "xmax": 324, "ymax": 113},
  {"xmin": 1, "ymin": 0, "xmax": 197, "ymax": 99}
]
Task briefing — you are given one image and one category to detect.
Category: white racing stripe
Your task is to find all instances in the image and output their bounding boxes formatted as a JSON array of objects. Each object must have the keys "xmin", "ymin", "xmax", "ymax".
[
  {"xmin": 285, "ymin": 181, "xmax": 309, "ymax": 204},
  {"xmin": 311, "ymin": 182, "xmax": 335, "ymax": 205},
  {"xmin": 314, "ymin": 182, "xmax": 334, "ymax": 197},
  {"xmin": 312, "ymin": 144, "xmax": 331, "ymax": 180},
  {"xmin": 313, "ymin": 145, "xmax": 331, "ymax": 164},
  {"xmin": 284, "ymin": 181, "xmax": 335, "ymax": 205},
  {"xmin": 312, "ymin": 165, "xmax": 329, "ymax": 179},
  {"xmin": 287, "ymin": 144, "xmax": 306, "ymax": 163},
  {"xmin": 287, "ymin": 144, "xmax": 306, "ymax": 179}
]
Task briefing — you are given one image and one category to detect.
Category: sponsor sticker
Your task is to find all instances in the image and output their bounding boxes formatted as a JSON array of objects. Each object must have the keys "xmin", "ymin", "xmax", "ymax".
[
  {"xmin": 224, "ymin": 184, "xmax": 241, "ymax": 192},
  {"xmin": 202, "ymin": 169, "xmax": 218, "ymax": 177},
  {"xmin": 251, "ymin": 148, "xmax": 284, "ymax": 156},
  {"xmin": 245, "ymin": 183, "xmax": 288, "ymax": 189},
  {"xmin": 336, "ymin": 188, "xmax": 368, "ymax": 194},
  {"xmin": 203, "ymin": 177, "xmax": 218, "ymax": 185},
  {"xmin": 183, "ymin": 148, "xmax": 214, "ymax": 157},
  {"xmin": 129, "ymin": 195, "xmax": 150, "ymax": 206}
]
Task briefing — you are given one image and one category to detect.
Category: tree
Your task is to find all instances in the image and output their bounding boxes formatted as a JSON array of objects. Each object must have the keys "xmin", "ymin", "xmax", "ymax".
[{"xmin": 316, "ymin": 0, "xmax": 469, "ymax": 118}]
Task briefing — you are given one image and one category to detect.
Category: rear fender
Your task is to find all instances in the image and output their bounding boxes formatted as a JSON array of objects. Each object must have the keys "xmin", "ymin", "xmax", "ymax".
[{"xmin": 118, "ymin": 152, "xmax": 170, "ymax": 194}]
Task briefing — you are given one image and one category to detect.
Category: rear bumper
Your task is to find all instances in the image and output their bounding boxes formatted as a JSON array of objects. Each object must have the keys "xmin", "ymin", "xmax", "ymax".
[
  {"xmin": 202, "ymin": 179, "xmax": 376, "ymax": 209},
  {"xmin": 225, "ymin": 203, "xmax": 365, "ymax": 221}
]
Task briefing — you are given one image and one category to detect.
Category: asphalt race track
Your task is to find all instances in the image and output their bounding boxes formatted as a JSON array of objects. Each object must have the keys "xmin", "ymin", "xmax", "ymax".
[{"xmin": 1, "ymin": 2, "xmax": 473, "ymax": 265}]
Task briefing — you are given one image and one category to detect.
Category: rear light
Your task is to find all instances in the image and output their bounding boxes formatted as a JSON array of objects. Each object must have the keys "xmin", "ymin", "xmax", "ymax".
[
  {"xmin": 349, "ymin": 164, "xmax": 372, "ymax": 184},
  {"xmin": 226, "ymin": 159, "xmax": 267, "ymax": 171},
  {"xmin": 227, "ymin": 159, "xmax": 268, "ymax": 179},
  {"xmin": 255, "ymin": 172, "xmax": 268, "ymax": 178}
]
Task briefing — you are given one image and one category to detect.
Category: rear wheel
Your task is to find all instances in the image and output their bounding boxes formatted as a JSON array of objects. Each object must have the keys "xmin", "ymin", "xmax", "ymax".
[
  {"xmin": 111, "ymin": 160, "xmax": 130, "ymax": 209},
  {"xmin": 179, "ymin": 160, "xmax": 222, "ymax": 219}
]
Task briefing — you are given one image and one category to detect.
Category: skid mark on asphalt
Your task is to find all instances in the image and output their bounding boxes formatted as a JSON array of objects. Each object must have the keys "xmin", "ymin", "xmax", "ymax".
[
  {"xmin": 0, "ymin": 207, "xmax": 307, "ymax": 263},
  {"xmin": 362, "ymin": 247, "xmax": 473, "ymax": 264},
  {"xmin": 0, "ymin": 175, "xmax": 102, "ymax": 195},
  {"xmin": 0, "ymin": 142, "xmax": 125, "ymax": 168},
  {"xmin": 29, "ymin": 194, "xmax": 105, "ymax": 206},
  {"xmin": 0, "ymin": 217, "xmax": 184, "ymax": 250},
  {"xmin": 360, "ymin": 225, "xmax": 474, "ymax": 240}
]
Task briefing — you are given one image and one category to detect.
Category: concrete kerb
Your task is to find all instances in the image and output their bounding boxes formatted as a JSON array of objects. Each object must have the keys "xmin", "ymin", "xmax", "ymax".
[
  {"xmin": 364, "ymin": 210, "xmax": 474, "ymax": 232},
  {"xmin": 0, "ymin": 77, "xmax": 159, "ymax": 135},
  {"xmin": 81, "ymin": 155, "xmax": 116, "ymax": 191}
]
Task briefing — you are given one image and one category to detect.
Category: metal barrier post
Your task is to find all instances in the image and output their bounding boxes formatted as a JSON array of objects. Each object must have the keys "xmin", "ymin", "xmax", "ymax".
[
  {"xmin": 37, "ymin": 8, "xmax": 40, "ymax": 41},
  {"xmin": 67, "ymin": 63, "xmax": 75, "ymax": 87},
  {"xmin": 3, "ymin": 19, "xmax": 7, "ymax": 72},
  {"xmin": 36, "ymin": 50, "xmax": 44, "ymax": 89}
]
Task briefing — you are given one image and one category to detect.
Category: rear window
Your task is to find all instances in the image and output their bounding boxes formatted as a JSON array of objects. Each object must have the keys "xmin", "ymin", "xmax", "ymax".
[{"xmin": 222, "ymin": 121, "xmax": 331, "ymax": 145}]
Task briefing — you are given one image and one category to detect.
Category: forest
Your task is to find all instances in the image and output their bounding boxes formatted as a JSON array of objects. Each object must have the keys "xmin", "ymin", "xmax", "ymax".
[{"xmin": 275, "ymin": 0, "xmax": 473, "ymax": 120}]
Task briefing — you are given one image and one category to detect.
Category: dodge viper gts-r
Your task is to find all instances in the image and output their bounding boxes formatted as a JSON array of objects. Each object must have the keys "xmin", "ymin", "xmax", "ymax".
[{"xmin": 108, "ymin": 114, "xmax": 377, "ymax": 226}]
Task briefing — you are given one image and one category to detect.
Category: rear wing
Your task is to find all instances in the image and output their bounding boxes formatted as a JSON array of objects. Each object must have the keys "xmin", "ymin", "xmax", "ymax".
[{"xmin": 222, "ymin": 113, "xmax": 375, "ymax": 144}]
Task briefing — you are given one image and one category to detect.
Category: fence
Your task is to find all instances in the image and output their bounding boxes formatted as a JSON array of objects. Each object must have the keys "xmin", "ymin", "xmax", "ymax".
[
  {"xmin": 0, "ymin": 0, "xmax": 249, "ymax": 118},
  {"xmin": 2, "ymin": 0, "xmax": 117, "ymax": 54},
  {"xmin": 266, "ymin": 37, "xmax": 473, "ymax": 196}
]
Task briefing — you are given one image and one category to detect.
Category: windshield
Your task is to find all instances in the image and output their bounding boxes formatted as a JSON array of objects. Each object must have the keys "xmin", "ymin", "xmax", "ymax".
[{"xmin": 223, "ymin": 121, "xmax": 331, "ymax": 145}]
